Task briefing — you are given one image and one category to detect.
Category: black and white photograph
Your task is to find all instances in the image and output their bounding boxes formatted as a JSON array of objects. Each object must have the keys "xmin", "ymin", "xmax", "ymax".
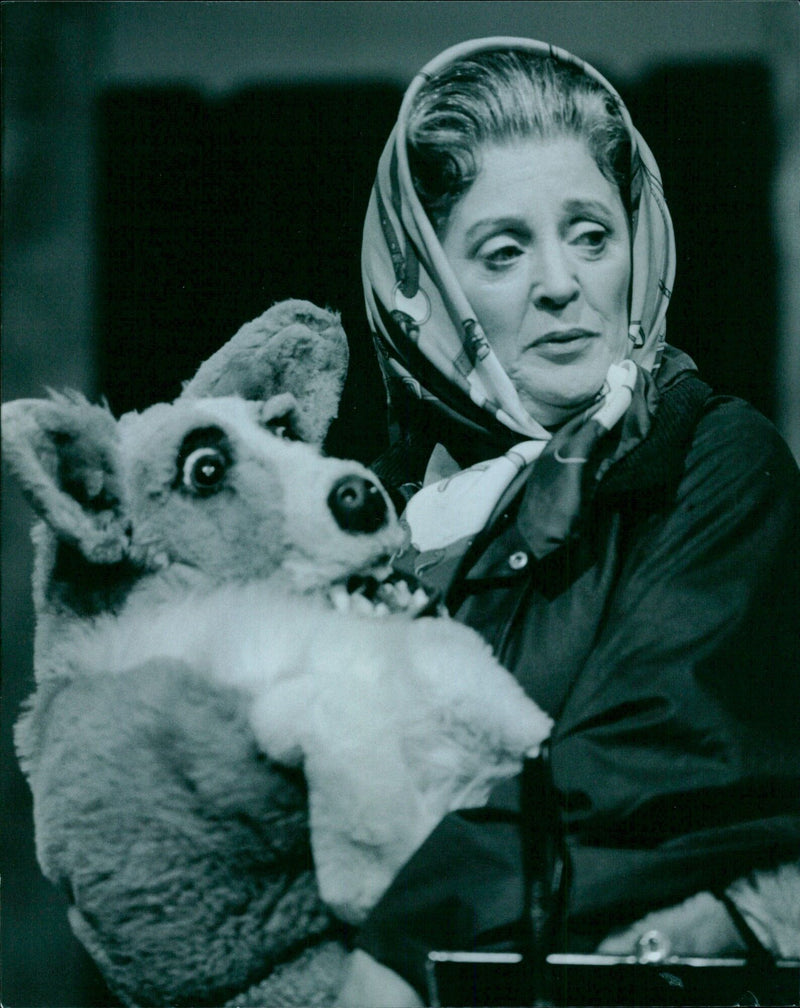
[{"xmin": 2, "ymin": 3, "xmax": 799, "ymax": 1006}]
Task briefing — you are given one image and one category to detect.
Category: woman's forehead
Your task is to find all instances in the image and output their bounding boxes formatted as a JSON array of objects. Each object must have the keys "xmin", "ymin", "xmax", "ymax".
[{"xmin": 455, "ymin": 137, "xmax": 625, "ymax": 218}]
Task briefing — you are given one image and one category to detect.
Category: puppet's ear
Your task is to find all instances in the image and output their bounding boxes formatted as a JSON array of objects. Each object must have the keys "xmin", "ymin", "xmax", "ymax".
[
  {"xmin": 1, "ymin": 395, "xmax": 129, "ymax": 564},
  {"xmin": 180, "ymin": 299, "xmax": 349, "ymax": 445}
]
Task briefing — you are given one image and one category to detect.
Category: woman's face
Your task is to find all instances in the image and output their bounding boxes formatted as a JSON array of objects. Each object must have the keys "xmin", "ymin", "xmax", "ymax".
[{"xmin": 439, "ymin": 136, "xmax": 631, "ymax": 427}]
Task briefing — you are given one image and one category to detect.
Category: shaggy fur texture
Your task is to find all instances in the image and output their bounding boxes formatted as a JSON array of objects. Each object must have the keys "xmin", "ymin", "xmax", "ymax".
[{"xmin": 16, "ymin": 663, "xmax": 338, "ymax": 1007}]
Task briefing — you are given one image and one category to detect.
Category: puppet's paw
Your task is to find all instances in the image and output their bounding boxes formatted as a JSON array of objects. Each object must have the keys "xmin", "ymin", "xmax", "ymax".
[
  {"xmin": 249, "ymin": 681, "xmax": 310, "ymax": 766},
  {"xmin": 408, "ymin": 617, "xmax": 553, "ymax": 756},
  {"xmin": 307, "ymin": 768, "xmax": 427, "ymax": 924},
  {"xmin": 511, "ymin": 695, "xmax": 554, "ymax": 757}
]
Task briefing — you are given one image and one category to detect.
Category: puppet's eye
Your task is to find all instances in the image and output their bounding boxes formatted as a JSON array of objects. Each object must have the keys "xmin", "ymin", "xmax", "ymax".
[
  {"xmin": 265, "ymin": 412, "xmax": 300, "ymax": 441},
  {"xmin": 182, "ymin": 447, "xmax": 227, "ymax": 493}
]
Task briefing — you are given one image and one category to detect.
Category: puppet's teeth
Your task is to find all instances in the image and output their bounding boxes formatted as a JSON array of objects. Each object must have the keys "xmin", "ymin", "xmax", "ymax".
[
  {"xmin": 391, "ymin": 580, "xmax": 413, "ymax": 607},
  {"xmin": 329, "ymin": 585, "xmax": 351, "ymax": 612},
  {"xmin": 376, "ymin": 579, "xmax": 411, "ymax": 608},
  {"xmin": 351, "ymin": 593, "xmax": 376, "ymax": 616},
  {"xmin": 328, "ymin": 573, "xmax": 434, "ymax": 618}
]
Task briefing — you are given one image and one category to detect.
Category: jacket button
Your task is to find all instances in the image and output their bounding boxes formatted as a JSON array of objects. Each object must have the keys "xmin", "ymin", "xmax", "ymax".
[{"xmin": 508, "ymin": 550, "xmax": 529, "ymax": 570}]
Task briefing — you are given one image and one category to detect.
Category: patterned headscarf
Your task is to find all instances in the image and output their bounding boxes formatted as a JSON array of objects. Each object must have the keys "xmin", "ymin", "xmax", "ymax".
[
  {"xmin": 361, "ymin": 37, "xmax": 679, "ymax": 562},
  {"xmin": 362, "ymin": 36, "xmax": 675, "ymax": 442}
]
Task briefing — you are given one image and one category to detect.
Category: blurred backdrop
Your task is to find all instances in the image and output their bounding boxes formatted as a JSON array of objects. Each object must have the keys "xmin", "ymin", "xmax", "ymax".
[{"xmin": 2, "ymin": 3, "xmax": 798, "ymax": 1004}]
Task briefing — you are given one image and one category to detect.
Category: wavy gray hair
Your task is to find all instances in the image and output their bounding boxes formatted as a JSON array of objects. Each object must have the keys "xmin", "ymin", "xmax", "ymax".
[{"xmin": 407, "ymin": 49, "xmax": 634, "ymax": 233}]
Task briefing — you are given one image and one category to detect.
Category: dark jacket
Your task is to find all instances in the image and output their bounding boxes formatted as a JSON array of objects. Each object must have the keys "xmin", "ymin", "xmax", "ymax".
[{"xmin": 360, "ymin": 373, "xmax": 800, "ymax": 997}]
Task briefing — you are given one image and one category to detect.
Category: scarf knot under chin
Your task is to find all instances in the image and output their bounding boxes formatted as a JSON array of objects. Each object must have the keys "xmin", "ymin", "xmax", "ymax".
[
  {"xmin": 389, "ymin": 354, "xmax": 710, "ymax": 605},
  {"xmin": 402, "ymin": 360, "xmax": 639, "ymax": 563}
]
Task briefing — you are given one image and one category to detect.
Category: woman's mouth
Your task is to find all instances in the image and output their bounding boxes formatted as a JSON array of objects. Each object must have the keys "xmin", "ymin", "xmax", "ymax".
[{"xmin": 530, "ymin": 328, "xmax": 599, "ymax": 359}]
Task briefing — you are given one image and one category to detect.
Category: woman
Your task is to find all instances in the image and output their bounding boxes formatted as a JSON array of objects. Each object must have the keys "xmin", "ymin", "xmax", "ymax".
[{"xmin": 337, "ymin": 38, "xmax": 800, "ymax": 1006}]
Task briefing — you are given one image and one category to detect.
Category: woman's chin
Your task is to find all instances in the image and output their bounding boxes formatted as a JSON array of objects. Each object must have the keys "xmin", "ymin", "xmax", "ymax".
[
  {"xmin": 519, "ymin": 386, "xmax": 605, "ymax": 429},
  {"xmin": 510, "ymin": 356, "xmax": 616, "ymax": 429}
]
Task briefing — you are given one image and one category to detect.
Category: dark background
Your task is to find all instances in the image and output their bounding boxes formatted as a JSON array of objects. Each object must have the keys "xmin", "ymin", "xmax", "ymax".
[{"xmin": 3, "ymin": 3, "xmax": 798, "ymax": 1005}]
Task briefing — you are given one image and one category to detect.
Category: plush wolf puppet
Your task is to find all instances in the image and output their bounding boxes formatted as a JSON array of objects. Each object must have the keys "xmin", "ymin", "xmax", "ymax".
[{"xmin": 3, "ymin": 300, "xmax": 552, "ymax": 1007}]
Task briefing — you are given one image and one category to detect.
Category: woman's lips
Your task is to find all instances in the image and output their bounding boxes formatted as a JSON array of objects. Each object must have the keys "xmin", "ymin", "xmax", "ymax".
[{"xmin": 529, "ymin": 328, "xmax": 599, "ymax": 359}]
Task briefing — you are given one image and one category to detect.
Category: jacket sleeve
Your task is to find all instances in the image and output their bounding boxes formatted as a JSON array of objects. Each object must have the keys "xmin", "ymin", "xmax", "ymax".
[
  {"xmin": 552, "ymin": 399, "xmax": 800, "ymax": 925},
  {"xmin": 357, "ymin": 399, "xmax": 800, "ymax": 997}
]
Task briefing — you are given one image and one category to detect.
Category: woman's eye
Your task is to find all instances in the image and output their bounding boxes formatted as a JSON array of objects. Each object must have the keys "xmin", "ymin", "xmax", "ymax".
[
  {"xmin": 182, "ymin": 447, "xmax": 228, "ymax": 494},
  {"xmin": 480, "ymin": 241, "xmax": 523, "ymax": 270},
  {"xmin": 571, "ymin": 225, "xmax": 609, "ymax": 253}
]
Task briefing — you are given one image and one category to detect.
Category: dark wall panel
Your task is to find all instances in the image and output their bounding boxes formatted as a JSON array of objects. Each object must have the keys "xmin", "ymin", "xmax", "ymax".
[
  {"xmin": 620, "ymin": 61, "xmax": 776, "ymax": 418},
  {"xmin": 95, "ymin": 82, "xmax": 404, "ymax": 464}
]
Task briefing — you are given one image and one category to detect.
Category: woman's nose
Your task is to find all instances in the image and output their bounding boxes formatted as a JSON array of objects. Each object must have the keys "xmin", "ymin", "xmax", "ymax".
[{"xmin": 531, "ymin": 245, "xmax": 579, "ymax": 309}]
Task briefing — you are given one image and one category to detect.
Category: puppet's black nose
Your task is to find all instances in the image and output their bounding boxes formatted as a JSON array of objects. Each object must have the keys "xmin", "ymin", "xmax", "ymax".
[{"xmin": 328, "ymin": 476, "xmax": 388, "ymax": 533}]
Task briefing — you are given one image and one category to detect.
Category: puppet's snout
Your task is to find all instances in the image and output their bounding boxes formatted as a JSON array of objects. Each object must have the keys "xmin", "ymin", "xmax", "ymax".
[{"xmin": 328, "ymin": 475, "xmax": 388, "ymax": 534}]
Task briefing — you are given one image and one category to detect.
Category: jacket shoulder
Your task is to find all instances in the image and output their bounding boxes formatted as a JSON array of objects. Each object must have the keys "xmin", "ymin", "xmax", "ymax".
[{"xmin": 682, "ymin": 395, "xmax": 800, "ymax": 503}]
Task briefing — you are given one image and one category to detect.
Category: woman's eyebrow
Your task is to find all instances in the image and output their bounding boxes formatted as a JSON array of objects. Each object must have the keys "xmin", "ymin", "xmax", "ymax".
[
  {"xmin": 462, "ymin": 201, "xmax": 615, "ymax": 244},
  {"xmin": 562, "ymin": 198, "xmax": 615, "ymax": 220},
  {"xmin": 463, "ymin": 216, "xmax": 529, "ymax": 243}
]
